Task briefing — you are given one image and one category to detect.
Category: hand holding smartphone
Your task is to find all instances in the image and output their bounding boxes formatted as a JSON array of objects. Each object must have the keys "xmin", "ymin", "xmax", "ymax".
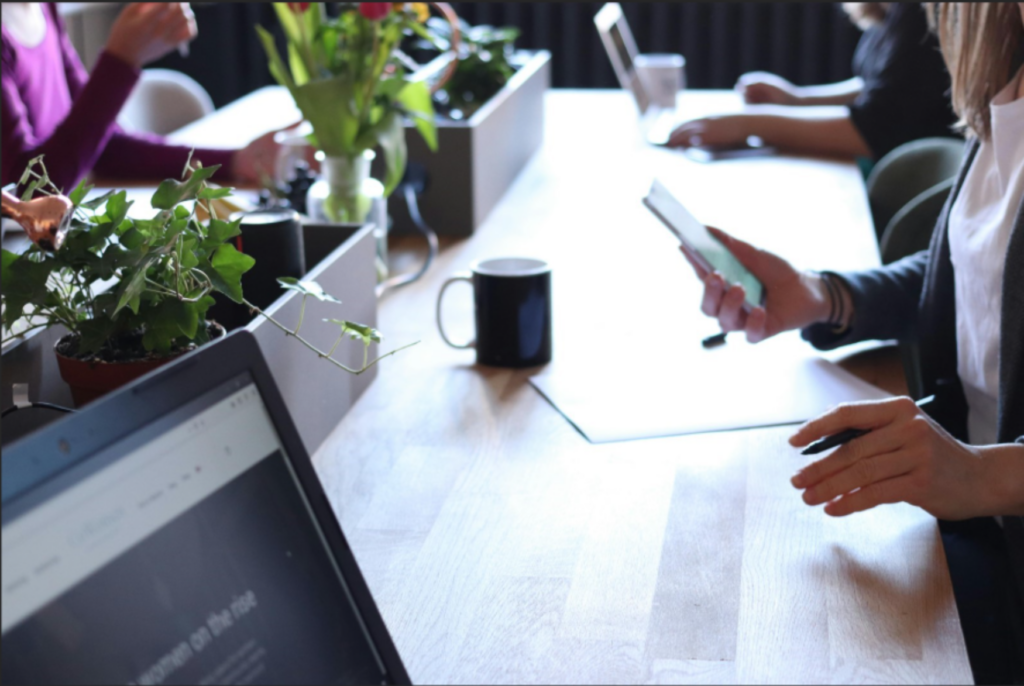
[{"xmin": 642, "ymin": 179, "xmax": 764, "ymax": 312}]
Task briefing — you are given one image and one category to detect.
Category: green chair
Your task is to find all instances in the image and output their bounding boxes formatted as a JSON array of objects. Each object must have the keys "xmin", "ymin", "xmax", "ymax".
[
  {"xmin": 879, "ymin": 177, "xmax": 954, "ymax": 265},
  {"xmin": 866, "ymin": 137, "xmax": 965, "ymax": 242},
  {"xmin": 876, "ymin": 176, "xmax": 955, "ymax": 399}
]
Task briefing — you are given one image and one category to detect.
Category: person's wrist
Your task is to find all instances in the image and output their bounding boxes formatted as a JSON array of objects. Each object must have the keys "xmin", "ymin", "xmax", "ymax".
[
  {"xmin": 786, "ymin": 84, "xmax": 806, "ymax": 105},
  {"xmin": 818, "ymin": 271, "xmax": 855, "ymax": 331},
  {"xmin": 804, "ymin": 271, "xmax": 834, "ymax": 325},
  {"xmin": 973, "ymin": 443, "xmax": 1024, "ymax": 516},
  {"xmin": 103, "ymin": 44, "xmax": 142, "ymax": 70}
]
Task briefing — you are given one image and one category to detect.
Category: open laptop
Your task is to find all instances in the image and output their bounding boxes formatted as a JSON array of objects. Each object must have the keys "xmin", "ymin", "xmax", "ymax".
[
  {"xmin": 1, "ymin": 330, "xmax": 410, "ymax": 685},
  {"xmin": 594, "ymin": 3, "xmax": 776, "ymax": 159},
  {"xmin": 594, "ymin": 2, "xmax": 678, "ymax": 145}
]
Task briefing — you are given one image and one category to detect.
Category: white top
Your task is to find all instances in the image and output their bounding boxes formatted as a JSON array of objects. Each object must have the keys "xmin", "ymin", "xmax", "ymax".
[{"xmin": 949, "ymin": 67, "xmax": 1024, "ymax": 446}]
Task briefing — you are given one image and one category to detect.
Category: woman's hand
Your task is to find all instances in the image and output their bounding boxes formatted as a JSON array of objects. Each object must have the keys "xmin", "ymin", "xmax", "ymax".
[
  {"xmin": 666, "ymin": 115, "xmax": 751, "ymax": 149},
  {"xmin": 230, "ymin": 120, "xmax": 318, "ymax": 186},
  {"xmin": 106, "ymin": 3, "xmax": 197, "ymax": 69},
  {"xmin": 678, "ymin": 227, "xmax": 833, "ymax": 342},
  {"xmin": 787, "ymin": 397, "xmax": 1021, "ymax": 520},
  {"xmin": 736, "ymin": 71, "xmax": 802, "ymax": 105},
  {"xmin": 230, "ymin": 129, "xmax": 281, "ymax": 186}
]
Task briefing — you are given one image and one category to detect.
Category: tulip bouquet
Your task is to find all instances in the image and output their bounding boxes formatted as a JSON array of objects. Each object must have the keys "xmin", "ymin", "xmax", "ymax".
[{"xmin": 257, "ymin": 2, "xmax": 451, "ymax": 222}]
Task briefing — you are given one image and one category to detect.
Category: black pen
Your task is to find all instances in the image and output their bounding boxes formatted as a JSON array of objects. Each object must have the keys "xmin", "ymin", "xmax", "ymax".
[
  {"xmin": 800, "ymin": 394, "xmax": 936, "ymax": 456},
  {"xmin": 701, "ymin": 332, "xmax": 727, "ymax": 349}
]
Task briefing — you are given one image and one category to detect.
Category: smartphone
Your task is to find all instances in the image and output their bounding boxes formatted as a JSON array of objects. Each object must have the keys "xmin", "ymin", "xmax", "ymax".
[{"xmin": 642, "ymin": 178, "xmax": 764, "ymax": 311}]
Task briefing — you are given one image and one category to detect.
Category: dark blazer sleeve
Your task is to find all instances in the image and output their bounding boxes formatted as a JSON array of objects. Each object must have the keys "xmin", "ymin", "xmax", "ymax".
[{"xmin": 800, "ymin": 251, "xmax": 930, "ymax": 350}]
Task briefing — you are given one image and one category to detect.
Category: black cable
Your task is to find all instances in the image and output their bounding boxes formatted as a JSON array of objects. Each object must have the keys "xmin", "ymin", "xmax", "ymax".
[
  {"xmin": 376, "ymin": 182, "xmax": 439, "ymax": 297},
  {"xmin": 1, "ymin": 402, "xmax": 75, "ymax": 419}
]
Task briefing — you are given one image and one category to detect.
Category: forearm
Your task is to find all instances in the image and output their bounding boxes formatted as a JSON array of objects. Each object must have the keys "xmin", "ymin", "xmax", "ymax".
[
  {"xmin": 93, "ymin": 130, "xmax": 236, "ymax": 184},
  {"xmin": 742, "ymin": 113, "xmax": 872, "ymax": 158},
  {"xmin": 2, "ymin": 50, "xmax": 139, "ymax": 191},
  {"xmin": 973, "ymin": 443, "xmax": 1024, "ymax": 516},
  {"xmin": 793, "ymin": 77, "xmax": 864, "ymax": 106}
]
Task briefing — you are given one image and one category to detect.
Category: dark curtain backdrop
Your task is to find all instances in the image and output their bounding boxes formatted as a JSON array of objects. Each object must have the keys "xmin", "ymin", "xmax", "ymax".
[{"xmin": 152, "ymin": 2, "xmax": 863, "ymax": 109}]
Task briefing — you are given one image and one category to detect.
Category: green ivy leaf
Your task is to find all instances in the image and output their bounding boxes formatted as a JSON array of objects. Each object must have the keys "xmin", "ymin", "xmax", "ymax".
[
  {"xmin": 179, "ymin": 236, "xmax": 200, "ymax": 271},
  {"xmin": 1, "ymin": 249, "xmax": 19, "ymax": 293},
  {"xmin": 78, "ymin": 189, "xmax": 117, "ymax": 211},
  {"xmin": 193, "ymin": 294, "xmax": 216, "ymax": 324},
  {"xmin": 69, "ymin": 179, "xmax": 92, "ymax": 206},
  {"xmin": 161, "ymin": 217, "xmax": 190, "ymax": 248},
  {"xmin": 198, "ymin": 187, "xmax": 234, "ymax": 201},
  {"xmin": 277, "ymin": 277, "xmax": 341, "ymax": 304},
  {"xmin": 94, "ymin": 244, "xmax": 127, "ymax": 280},
  {"xmin": 104, "ymin": 191, "xmax": 132, "ymax": 226},
  {"xmin": 172, "ymin": 298, "xmax": 200, "ymax": 339},
  {"xmin": 119, "ymin": 227, "xmax": 147, "ymax": 251},
  {"xmin": 142, "ymin": 299, "xmax": 195, "ymax": 353},
  {"xmin": 77, "ymin": 318, "xmax": 116, "ymax": 356},
  {"xmin": 205, "ymin": 243, "xmax": 255, "ymax": 303},
  {"xmin": 201, "ymin": 218, "xmax": 242, "ymax": 252},
  {"xmin": 150, "ymin": 165, "xmax": 220, "ymax": 210},
  {"xmin": 2, "ymin": 254, "xmax": 55, "ymax": 330},
  {"xmin": 113, "ymin": 254, "xmax": 160, "ymax": 316},
  {"xmin": 324, "ymin": 318, "xmax": 382, "ymax": 345}
]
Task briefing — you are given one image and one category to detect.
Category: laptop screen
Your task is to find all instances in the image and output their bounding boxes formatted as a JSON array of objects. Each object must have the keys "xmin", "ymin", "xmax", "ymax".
[
  {"xmin": 595, "ymin": 3, "xmax": 651, "ymax": 114},
  {"xmin": 2, "ymin": 373, "xmax": 389, "ymax": 685}
]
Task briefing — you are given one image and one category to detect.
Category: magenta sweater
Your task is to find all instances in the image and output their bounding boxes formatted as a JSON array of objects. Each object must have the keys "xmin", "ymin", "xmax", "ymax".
[{"xmin": 1, "ymin": 3, "xmax": 235, "ymax": 192}]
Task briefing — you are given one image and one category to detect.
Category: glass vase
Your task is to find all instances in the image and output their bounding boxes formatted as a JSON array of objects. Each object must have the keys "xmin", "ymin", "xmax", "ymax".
[{"xmin": 307, "ymin": 150, "xmax": 389, "ymax": 282}]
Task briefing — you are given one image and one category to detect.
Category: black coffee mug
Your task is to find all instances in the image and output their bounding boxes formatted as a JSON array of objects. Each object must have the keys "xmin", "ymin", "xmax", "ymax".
[
  {"xmin": 436, "ymin": 258, "xmax": 552, "ymax": 368},
  {"xmin": 230, "ymin": 208, "xmax": 306, "ymax": 309}
]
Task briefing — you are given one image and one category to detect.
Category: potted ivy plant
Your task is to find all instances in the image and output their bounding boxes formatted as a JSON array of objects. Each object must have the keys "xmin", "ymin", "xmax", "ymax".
[{"xmin": 1, "ymin": 157, "xmax": 410, "ymax": 406}]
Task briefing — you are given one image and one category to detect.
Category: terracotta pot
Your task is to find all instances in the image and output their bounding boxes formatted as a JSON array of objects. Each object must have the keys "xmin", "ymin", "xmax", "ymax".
[{"xmin": 55, "ymin": 323, "xmax": 225, "ymax": 407}]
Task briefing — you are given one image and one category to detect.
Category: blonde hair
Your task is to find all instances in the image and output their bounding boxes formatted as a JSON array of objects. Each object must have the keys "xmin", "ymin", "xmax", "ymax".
[
  {"xmin": 927, "ymin": 3, "xmax": 1024, "ymax": 140},
  {"xmin": 842, "ymin": 3, "xmax": 889, "ymax": 30}
]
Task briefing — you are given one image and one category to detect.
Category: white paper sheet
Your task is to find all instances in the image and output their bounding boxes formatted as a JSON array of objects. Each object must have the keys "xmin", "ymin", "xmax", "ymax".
[{"xmin": 528, "ymin": 332, "xmax": 892, "ymax": 443}]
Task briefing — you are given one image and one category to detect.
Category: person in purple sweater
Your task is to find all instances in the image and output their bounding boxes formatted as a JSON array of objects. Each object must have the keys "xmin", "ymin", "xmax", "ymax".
[{"xmin": 1, "ymin": 3, "xmax": 279, "ymax": 192}]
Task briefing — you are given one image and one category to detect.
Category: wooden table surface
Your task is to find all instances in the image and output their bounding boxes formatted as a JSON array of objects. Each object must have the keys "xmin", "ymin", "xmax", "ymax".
[{"xmin": 173, "ymin": 88, "xmax": 972, "ymax": 685}]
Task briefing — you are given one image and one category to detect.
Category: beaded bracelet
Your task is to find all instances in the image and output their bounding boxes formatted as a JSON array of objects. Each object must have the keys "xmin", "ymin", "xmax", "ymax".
[{"xmin": 820, "ymin": 271, "xmax": 850, "ymax": 334}]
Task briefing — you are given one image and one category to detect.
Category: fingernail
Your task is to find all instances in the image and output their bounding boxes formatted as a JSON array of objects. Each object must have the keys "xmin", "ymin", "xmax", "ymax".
[{"xmin": 791, "ymin": 473, "xmax": 805, "ymax": 488}]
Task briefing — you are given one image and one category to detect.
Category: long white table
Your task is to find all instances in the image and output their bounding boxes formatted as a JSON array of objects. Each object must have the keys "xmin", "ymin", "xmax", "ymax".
[{"xmin": 173, "ymin": 88, "xmax": 972, "ymax": 684}]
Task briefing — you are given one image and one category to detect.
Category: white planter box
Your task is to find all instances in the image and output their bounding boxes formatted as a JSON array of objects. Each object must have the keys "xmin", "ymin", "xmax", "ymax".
[
  {"xmin": 246, "ymin": 222, "xmax": 379, "ymax": 455},
  {"xmin": 387, "ymin": 50, "xmax": 551, "ymax": 237}
]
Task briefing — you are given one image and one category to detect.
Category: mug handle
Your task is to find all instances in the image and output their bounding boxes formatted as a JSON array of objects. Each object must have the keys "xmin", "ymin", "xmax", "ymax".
[{"xmin": 436, "ymin": 273, "xmax": 476, "ymax": 349}]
